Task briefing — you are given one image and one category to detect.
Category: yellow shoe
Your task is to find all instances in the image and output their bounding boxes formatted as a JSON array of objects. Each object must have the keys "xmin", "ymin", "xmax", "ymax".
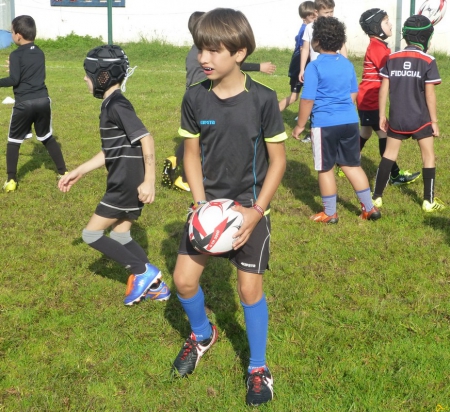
[
  {"xmin": 373, "ymin": 197, "xmax": 382, "ymax": 208},
  {"xmin": 336, "ymin": 166, "xmax": 345, "ymax": 178},
  {"xmin": 58, "ymin": 171, "xmax": 68, "ymax": 179},
  {"xmin": 422, "ymin": 198, "xmax": 445, "ymax": 212},
  {"xmin": 3, "ymin": 179, "xmax": 17, "ymax": 192},
  {"xmin": 162, "ymin": 156, "xmax": 177, "ymax": 187},
  {"xmin": 174, "ymin": 176, "xmax": 190, "ymax": 192}
]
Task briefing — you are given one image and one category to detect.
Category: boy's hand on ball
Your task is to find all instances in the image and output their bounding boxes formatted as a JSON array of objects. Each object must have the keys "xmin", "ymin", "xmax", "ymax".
[{"xmin": 231, "ymin": 205, "xmax": 260, "ymax": 250}]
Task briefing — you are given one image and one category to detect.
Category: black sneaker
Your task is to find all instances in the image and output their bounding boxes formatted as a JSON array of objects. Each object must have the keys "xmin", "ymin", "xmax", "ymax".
[
  {"xmin": 162, "ymin": 156, "xmax": 177, "ymax": 187},
  {"xmin": 172, "ymin": 324, "xmax": 218, "ymax": 377},
  {"xmin": 390, "ymin": 170, "xmax": 421, "ymax": 186},
  {"xmin": 246, "ymin": 366, "xmax": 274, "ymax": 406}
]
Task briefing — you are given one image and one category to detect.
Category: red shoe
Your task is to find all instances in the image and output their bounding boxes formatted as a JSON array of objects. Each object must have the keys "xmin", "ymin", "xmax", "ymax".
[
  {"xmin": 360, "ymin": 205, "xmax": 381, "ymax": 221},
  {"xmin": 310, "ymin": 211, "xmax": 339, "ymax": 224}
]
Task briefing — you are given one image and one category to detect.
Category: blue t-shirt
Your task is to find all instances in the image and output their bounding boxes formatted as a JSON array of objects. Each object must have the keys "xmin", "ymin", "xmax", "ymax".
[
  {"xmin": 293, "ymin": 23, "xmax": 307, "ymax": 55},
  {"xmin": 302, "ymin": 53, "xmax": 359, "ymax": 127}
]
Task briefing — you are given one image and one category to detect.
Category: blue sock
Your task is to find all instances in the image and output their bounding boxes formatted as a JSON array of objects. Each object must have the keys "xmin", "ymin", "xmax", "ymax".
[
  {"xmin": 356, "ymin": 188, "xmax": 374, "ymax": 211},
  {"xmin": 322, "ymin": 194, "xmax": 337, "ymax": 216},
  {"xmin": 178, "ymin": 286, "xmax": 212, "ymax": 341},
  {"xmin": 242, "ymin": 294, "xmax": 268, "ymax": 371}
]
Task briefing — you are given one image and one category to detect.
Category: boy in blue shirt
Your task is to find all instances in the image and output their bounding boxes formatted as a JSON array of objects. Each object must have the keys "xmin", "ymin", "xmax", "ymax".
[
  {"xmin": 292, "ymin": 16, "xmax": 380, "ymax": 223},
  {"xmin": 278, "ymin": 1, "xmax": 315, "ymax": 112},
  {"xmin": 171, "ymin": 8, "xmax": 287, "ymax": 406}
]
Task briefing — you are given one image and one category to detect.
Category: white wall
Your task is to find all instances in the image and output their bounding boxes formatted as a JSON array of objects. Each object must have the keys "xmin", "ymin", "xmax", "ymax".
[{"xmin": 13, "ymin": 0, "xmax": 450, "ymax": 55}]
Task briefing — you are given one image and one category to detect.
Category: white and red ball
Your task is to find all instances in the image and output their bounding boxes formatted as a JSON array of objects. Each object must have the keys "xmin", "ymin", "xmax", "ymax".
[
  {"xmin": 189, "ymin": 199, "xmax": 243, "ymax": 255},
  {"xmin": 418, "ymin": 0, "xmax": 447, "ymax": 25}
]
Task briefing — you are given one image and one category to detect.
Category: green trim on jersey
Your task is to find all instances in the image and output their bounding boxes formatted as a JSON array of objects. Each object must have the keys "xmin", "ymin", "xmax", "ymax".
[
  {"xmin": 265, "ymin": 131, "xmax": 288, "ymax": 143},
  {"xmin": 178, "ymin": 127, "xmax": 200, "ymax": 138}
]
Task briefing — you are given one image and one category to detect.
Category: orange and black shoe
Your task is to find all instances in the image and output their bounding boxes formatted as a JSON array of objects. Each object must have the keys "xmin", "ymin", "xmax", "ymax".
[
  {"xmin": 310, "ymin": 211, "xmax": 339, "ymax": 224},
  {"xmin": 162, "ymin": 156, "xmax": 177, "ymax": 187},
  {"xmin": 359, "ymin": 204, "xmax": 381, "ymax": 221}
]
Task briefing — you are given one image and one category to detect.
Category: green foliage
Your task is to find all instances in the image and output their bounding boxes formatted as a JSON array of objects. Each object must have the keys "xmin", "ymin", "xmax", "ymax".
[{"xmin": 0, "ymin": 39, "xmax": 450, "ymax": 411}]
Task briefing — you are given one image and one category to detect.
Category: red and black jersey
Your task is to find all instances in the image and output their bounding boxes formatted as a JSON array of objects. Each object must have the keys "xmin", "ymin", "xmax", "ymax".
[
  {"xmin": 357, "ymin": 38, "xmax": 390, "ymax": 111},
  {"xmin": 380, "ymin": 46, "xmax": 441, "ymax": 134}
]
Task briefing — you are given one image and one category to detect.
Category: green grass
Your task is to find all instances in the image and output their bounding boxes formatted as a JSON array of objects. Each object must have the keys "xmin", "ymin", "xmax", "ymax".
[{"xmin": 1, "ymin": 36, "xmax": 450, "ymax": 411}]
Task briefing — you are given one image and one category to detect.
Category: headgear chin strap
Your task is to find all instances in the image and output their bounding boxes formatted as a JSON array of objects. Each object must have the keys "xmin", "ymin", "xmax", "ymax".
[
  {"xmin": 84, "ymin": 45, "xmax": 130, "ymax": 99},
  {"xmin": 359, "ymin": 8, "xmax": 388, "ymax": 40},
  {"xmin": 402, "ymin": 15, "xmax": 434, "ymax": 53}
]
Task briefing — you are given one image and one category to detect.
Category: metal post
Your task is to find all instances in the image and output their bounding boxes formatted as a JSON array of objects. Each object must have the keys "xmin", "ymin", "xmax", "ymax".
[
  {"xmin": 108, "ymin": 0, "xmax": 113, "ymax": 44},
  {"xmin": 410, "ymin": 0, "xmax": 416, "ymax": 15}
]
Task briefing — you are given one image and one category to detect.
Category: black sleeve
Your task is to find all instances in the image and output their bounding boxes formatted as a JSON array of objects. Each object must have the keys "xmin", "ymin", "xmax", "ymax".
[
  {"xmin": 241, "ymin": 62, "xmax": 260, "ymax": 72},
  {"xmin": 0, "ymin": 51, "xmax": 20, "ymax": 88}
]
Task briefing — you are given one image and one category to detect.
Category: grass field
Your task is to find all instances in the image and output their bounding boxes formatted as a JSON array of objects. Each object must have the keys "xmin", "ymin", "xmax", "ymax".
[{"xmin": 0, "ymin": 36, "xmax": 450, "ymax": 411}]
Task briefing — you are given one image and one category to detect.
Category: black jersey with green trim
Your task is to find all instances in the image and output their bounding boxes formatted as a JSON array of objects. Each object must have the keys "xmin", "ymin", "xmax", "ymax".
[
  {"xmin": 99, "ymin": 90, "xmax": 149, "ymax": 211},
  {"xmin": 179, "ymin": 73, "xmax": 287, "ymax": 206},
  {"xmin": 380, "ymin": 46, "xmax": 441, "ymax": 133}
]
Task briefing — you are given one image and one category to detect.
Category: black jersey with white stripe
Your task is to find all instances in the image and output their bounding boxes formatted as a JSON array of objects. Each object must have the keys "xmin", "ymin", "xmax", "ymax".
[
  {"xmin": 99, "ymin": 90, "xmax": 149, "ymax": 211},
  {"xmin": 179, "ymin": 73, "xmax": 287, "ymax": 206},
  {"xmin": 380, "ymin": 46, "xmax": 441, "ymax": 133},
  {"xmin": 0, "ymin": 42, "xmax": 48, "ymax": 103}
]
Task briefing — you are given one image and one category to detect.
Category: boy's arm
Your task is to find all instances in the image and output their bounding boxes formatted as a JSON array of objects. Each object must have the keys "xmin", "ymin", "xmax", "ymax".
[
  {"xmin": 299, "ymin": 42, "xmax": 310, "ymax": 82},
  {"xmin": 292, "ymin": 99, "xmax": 314, "ymax": 139},
  {"xmin": 137, "ymin": 133, "xmax": 156, "ymax": 204},
  {"xmin": 425, "ymin": 83, "xmax": 439, "ymax": 137},
  {"xmin": 58, "ymin": 151, "xmax": 105, "ymax": 193},
  {"xmin": 0, "ymin": 53, "xmax": 20, "ymax": 87},
  {"xmin": 340, "ymin": 43, "xmax": 348, "ymax": 58},
  {"xmin": 184, "ymin": 137, "xmax": 206, "ymax": 203},
  {"xmin": 232, "ymin": 141, "xmax": 286, "ymax": 250},
  {"xmin": 378, "ymin": 78, "xmax": 389, "ymax": 132}
]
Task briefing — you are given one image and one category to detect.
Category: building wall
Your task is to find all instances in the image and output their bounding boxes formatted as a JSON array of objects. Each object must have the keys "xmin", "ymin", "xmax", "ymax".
[{"xmin": 12, "ymin": 0, "xmax": 450, "ymax": 55}]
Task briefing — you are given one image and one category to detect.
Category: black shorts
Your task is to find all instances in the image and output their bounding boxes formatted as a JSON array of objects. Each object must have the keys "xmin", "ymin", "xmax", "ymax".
[
  {"xmin": 95, "ymin": 202, "xmax": 142, "ymax": 220},
  {"xmin": 178, "ymin": 213, "xmax": 271, "ymax": 274},
  {"xmin": 358, "ymin": 109, "xmax": 381, "ymax": 132},
  {"xmin": 311, "ymin": 123, "xmax": 360, "ymax": 171},
  {"xmin": 8, "ymin": 97, "xmax": 52, "ymax": 143},
  {"xmin": 388, "ymin": 124, "xmax": 434, "ymax": 141},
  {"xmin": 288, "ymin": 53, "xmax": 303, "ymax": 93}
]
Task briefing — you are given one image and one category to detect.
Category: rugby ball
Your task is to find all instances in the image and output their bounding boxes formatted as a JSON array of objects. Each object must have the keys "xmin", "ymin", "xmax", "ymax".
[
  {"xmin": 189, "ymin": 199, "xmax": 243, "ymax": 255},
  {"xmin": 418, "ymin": 0, "xmax": 447, "ymax": 25}
]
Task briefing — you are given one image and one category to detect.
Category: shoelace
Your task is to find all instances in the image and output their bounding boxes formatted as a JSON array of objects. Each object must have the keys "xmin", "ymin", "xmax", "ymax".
[
  {"xmin": 249, "ymin": 370, "xmax": 266, "ymax": 394},
  {"xmin": 180, "ymin": 334, "xmax": 199, "ymax": 360}
]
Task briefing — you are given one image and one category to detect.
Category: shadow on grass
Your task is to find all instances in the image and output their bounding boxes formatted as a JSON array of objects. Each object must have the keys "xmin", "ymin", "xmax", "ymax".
[
  {"xmin": 17, "ymin": 136, "xmax": 65, "ymax": 180},
  {"xmin": 424, "ymin": 215, "xmax": 450, "ymax": 245},
  {"xmin": 161, "ymin": 220, "xmax": 249, "ymax": 373}
]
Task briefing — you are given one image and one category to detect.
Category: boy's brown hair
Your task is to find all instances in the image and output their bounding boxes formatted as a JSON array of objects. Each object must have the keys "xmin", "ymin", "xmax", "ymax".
[
  {"xmin": 299, "ymin": 1, "xmax": 315, "ymax": 19},
  {"xmin": 193, "ymin": 8, "xmax": 256, "ymax": 62},
  {"xmin": 314, "ymin": 0, "xmax": 335, "ymax": 10},
  {"xmin": 188, "ymin": 11, "xmax": 205, "ymax": 36},
  {"xmin": 12, "ymin": 15, "xmax": 36, "ymax": 41}
]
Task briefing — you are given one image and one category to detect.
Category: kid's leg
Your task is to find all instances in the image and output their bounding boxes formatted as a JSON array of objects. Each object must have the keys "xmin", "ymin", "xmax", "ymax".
[
  {"xmin": 172, "ymin": 253, "xmax": 218, "ymax": 377},
  {"xmin": 237, "ymin": 269, "xmax": 273, "ymax": 406},
  {"xmin": 4, "ymin": 142, "xmax": 20, "ymax": 192},
  {"xmin": 82, "ymin": 215, "xmax": 162, "ymax": 305},
  {"xmin": 341, "ymin": 165, "xmax": 381, "ymax": 221},
  {"xmin": 372, "ymin": 137, "xmax": 402, "ymax": 206},
  {"xmin": 311, "ymin": 169, "xmax": 339, "ymax": 224},
  {"xmin": 41, "ymin": 136, "xmax": 67, "ymax": 176},
  {"xmin": 376, "ymin": 130, "xmax": 420, "ymax": 185},
  {"xmin": 418, "ymin": 137, "xmax": 445, "ymax": 212},
  {"xmin": 359, "ymin": 125, "xmax": 372, "ymax": 150},
  {"xmin": 278, "ymin": 92, "xmax": 299, "ymax": 112}
]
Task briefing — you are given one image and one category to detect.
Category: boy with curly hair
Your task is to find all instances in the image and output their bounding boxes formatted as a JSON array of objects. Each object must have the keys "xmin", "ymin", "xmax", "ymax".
[{"xmin": 292, "ymin": 17, "xmax": 380, "ymax": 223}]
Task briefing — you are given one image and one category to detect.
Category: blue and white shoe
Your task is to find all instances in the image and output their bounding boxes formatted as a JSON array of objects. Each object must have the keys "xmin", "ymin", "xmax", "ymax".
[
  {"xmin": 124, "ymin": 263, "xmax": 162, "ymax": 306},
  {"xmin": 145, "ymin": 280, "xmax": 171, "ymax": 301}
]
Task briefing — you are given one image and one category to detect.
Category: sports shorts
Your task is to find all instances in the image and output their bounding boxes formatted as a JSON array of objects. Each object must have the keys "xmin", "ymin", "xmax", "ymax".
[
  {"xmin": 311, "ymin": 123, "xmax": 360, "ymax": 171},
  {"xmin": 358, "ymin": 109, "xmax": 381, "ymax": 132},
  {"xmin": 288, "ymin": 53, "xmax": 304, "ymax": 93},
  {"xmin": 388, "ymin": 123, "xmax": 434, "ymax": 141},
  {"xmin": 178, "ymin": 213, "xmax": 271, "ymax": 274},
  {"xmin": 95, "ymin": 202, "xmax": 142, "ymax": 220},
  {"xmin": 8, "ymin": 97, "xmax": 52, "ymax": 143}
]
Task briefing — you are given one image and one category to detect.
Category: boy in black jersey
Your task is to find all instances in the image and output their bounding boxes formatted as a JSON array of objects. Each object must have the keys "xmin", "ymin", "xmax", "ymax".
[
  {"xmin": 0, "ymin": 15, "xmax": 67, "ymax": 192},
  {"xmin": 162, "ymin": 10, "xmax": 276, "ymax": 192},
  {"xmin": 171, "ymin": 8, "xmax": 287, "ymax": 406},
  {"xmin": 372, "ymin": 15, "xmax": 444, "ymax": 212},
  {"xmin": 58, "ymin": 45, "xmax": 171, "ymax": 305}
]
